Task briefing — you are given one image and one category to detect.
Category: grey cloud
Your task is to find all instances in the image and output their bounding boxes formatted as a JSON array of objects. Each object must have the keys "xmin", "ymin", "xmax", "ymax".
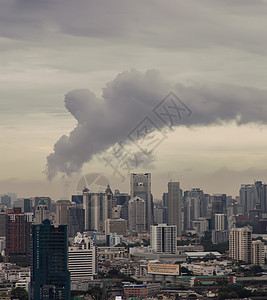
[
  {"xmin": 46, "ymin": 69, "xmax": 267, "ymax": 180},
  {"xmin": 0, "ymin": 0, "xmax": 266, "ymax": 54}
]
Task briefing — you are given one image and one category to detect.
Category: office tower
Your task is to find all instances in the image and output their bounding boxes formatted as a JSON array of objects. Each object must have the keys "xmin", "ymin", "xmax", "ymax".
[
  {"xmin": 130, "ymin": 173, "xmax": 153, "ymax": 230},
  {"xmin": 103, "ymin": 185, "xmax": 117, "ymax": 221},
  {"xmin": 229, "ymin": 226, "xmax": 252, "ymax": 263},
  {"xmin": 167, "ymin": 181, "xmax": 182, "ymax": 236},
  {"xmin": 30, "ymin": 220, "xmax": 70, "ymax": 300},
  {"xmin": 68, "ymin": 232, "xmax": 97, "ymax": 283},
  {"xmin": 115, "ymin": 193, "xmax": 130, "ymax": 206},
  {"xmin": 6, "ymin": 208, "xmax": 31, "ymax": 264},
  {"xmin": 71, "ymin": 195, "xmax": 83, "ymax": 209},
  {"xmin": 150, "ymin": 224, "xmax": 177, "ymax": 254},
  {"xmin": 34, "ymin": 200, "xmax": 50, "ymax": 224},
  {"xmin": 67, "ymin": 206, "xmax": 85, "ymax": 238},
  {"xmin": 34, "ymin": 197, "xmax": 51, "ymax": 211},
  {"xmin": 128, "ymin": 196, "xmax": 146, "ymax": 233},
  {"xmin": 200, "ymin": 194, "xmax": 209, "ymax": 218},
  {"xmin": 184, "ymin": 188, "xmax": 203, "ymax": 230},
  {"xmin": 105, "ymin": 218, "xmax": 127, "ymax": 236},
  {"xmin": 211, "ymin": 194, "xmax": 227, "ymax": 215},
  {"xmin": 214, "ymin": 214, "xmax": 227, "ymax": 231},
  {"xmin": 154, "ymin": 201, "xmax": 163, "ymax": 224},
  {"xmin": 1, "ymin": 195, "xmax": 11, "ymax": 208},
  {"xmin": 240, "ymin": 184, "xmax": 257, "ymax": 215},
  {"xmin": 56, "ymin": 200, "xmax": 72, "ymax": 225},
  {"xmin": 162, "ymin": 192, "xmax": 168, "ymax": 223},
  {"xmin": 83, "ymin": 189, "xmax": 104, "ymax": 232},
  {"xmin": 252, "ymin": 240, "xmax": 264, "ymax": 266}
]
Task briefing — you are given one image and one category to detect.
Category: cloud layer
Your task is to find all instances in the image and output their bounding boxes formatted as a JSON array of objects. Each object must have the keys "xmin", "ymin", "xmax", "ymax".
[{"xmin": 46, "ymin": 69, "xmax": 267, "ymax": 179}]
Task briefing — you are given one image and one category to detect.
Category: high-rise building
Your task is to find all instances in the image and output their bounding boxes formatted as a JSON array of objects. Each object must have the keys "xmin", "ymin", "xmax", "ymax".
[
  {"xmin": 1, "ymin": 195, "xmax": 11, "ymax": 208},
  {"xmin": 67, "ymin": 206, "xmax": 85, "ymax": 238},
  {"xmin": 103, "ymin": 185, "xmax": 117, "ymax": 221},
  {"xmin": 6, "ymin": 208, "xmax": 31, "ymax": 264},
  {"xmin": 252, "ymin": 240, "xmax": 264, "ymax": 266},
  {"xmin": 150, "ymin": 224, "xmax": 177, "ymax": 254},
  {"xmin": 214, "ymin": 214, "xmax": 227, "ymax": 231},
  {"xmin": 211, "ymin": 194, "xmax": 227, "ymax": 215},
  {"xmin": 229, "ymin": 226, "xmax": 252, "ymax": 263},
  {"xmin": 30, "ymin": 220, "xmax": 70, "ymax": 300},
  {"xmin": 56, "ymin": 200, "xmax": 72, "ymax": 225},
  {"xmin": 128, "ymin": 197, "xmax": 146, "ymax": 233},
  {"xmin": 105, "ymin": 218, "xmax": 127, "ymax": 236},
  {"xmin": 162, "ymin": 192, "xmax": 168, "ymax": 223},
  {"xmin": 240, "ymin": 184, "xmax": 257, "ymax": 215},
  {"xmin": 184, "ymin": 188, "xmax": 203, "ymax": 230},
  {"xmin": 34, "ymin": 197, "xmax": 51, "ymax": 211},
  {"xmin": 68, "ymin": 232, "xmax": 97, "ymax": 283},
  {"xmin": 130, "ymin": 173, "xmax": 153, "ymax": 230},
  {"xmin": 167, "ymin": 182, "xmax": 182, "ymax": 236},
  {"xmin": 34, "ymin": 200, "xmax": 50, "ymax": 224},
  {"xmin": 83, "ymin": 190, "xmax": 105, "ymax": 232},
  {"xmin": 191, "ymin": 218, "xmax": 209, "ymax": 236}
]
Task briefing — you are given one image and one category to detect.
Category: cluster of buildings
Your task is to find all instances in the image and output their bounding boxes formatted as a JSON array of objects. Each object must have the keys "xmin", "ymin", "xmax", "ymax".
[{"xmin": 0, "ymin": 175, "xmax": 267, "ymax": 299}]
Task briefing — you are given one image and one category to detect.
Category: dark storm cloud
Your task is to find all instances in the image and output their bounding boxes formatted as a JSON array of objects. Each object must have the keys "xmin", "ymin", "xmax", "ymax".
[
  {"xmin": 0, "ymin": 0, "xmax": 266, "ymax": 53},
  {"xmin": 46, "ymin": 69, "xmax": 267, "ymax": 179}
]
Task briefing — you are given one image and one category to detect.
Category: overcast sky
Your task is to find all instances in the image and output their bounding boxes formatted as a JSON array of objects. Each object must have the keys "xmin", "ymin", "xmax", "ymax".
[{"xmin": 1, "ymin": 0, "xmax": 267, "ymax": 200}]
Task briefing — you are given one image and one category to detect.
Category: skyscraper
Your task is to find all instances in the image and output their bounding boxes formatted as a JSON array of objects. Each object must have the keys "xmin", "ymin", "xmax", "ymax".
[
  {"xmin": 6, "ymin": 208, "xmax": 30, "ymax": 264},
  {"xmin": 229, "ymin": 226, "xmax": 252, "ymax": 263},
  {"xmin": 240, "ymin": 184, "xmax": 257, "ymax": 215},
  {"xmin": 150, "ymin": 224, "xmax": 177, "ymax": 254},
  {"xmin": 56, "ymin": 200, "xmax": 72, "ymax": 225},
  {"xmin": 128, "ymin": 196, "xmax": 146, "ymax": 233},
  {"xmin": 211, "ymin": 194, "xmax": 227, "ymax": 215},
  {"xmin": 184, "ymin": 188, "xmax": 203, "ymax": 230},
  {"xmin": 130, "ymin": 173, "xmax": 153, "ymax": 230},
  {"xmin": 34, "ymin": 200, "xmax": 50, "ymax": 224},
  {"xmin": 30, "ymin": 220, "xmax": 70, "ymax": 300},
  {"xmin": 167, "ymin": 181, "xmax": 182, "ymax": 236}
]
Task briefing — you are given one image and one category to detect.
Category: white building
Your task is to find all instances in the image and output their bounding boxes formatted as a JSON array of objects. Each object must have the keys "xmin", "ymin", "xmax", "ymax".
[
  {"xmin": 229, "ymin": 226, "xmax": 252, "ymax": 263},
  {"xmin": 68, "ymin": 232, "xmax": 97, "ymax": 282},
  {"xmin": 214, "ymin": 214, "xmax": 226, "ymax": 231},
  {"xmin": 150, "ymin": 224, "xmax": 177, "ymax": 254}
]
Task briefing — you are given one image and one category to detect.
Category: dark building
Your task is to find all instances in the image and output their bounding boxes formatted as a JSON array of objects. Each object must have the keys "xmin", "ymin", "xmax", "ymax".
[
  {"xmin": 5, "ymin": 208, "xmax": 31, "ymax": 264},
  {"xmin": 67, "ymin": 206, "xmax": 85, "ymax": 238},
  {"xmin": 30, "ymin": 220, "xmax": 70, "ymax": 300},
  {"xmin": 23, "ymin": 198, "xmax": 32, "ymax": 213},
  {"xmin": 71, "ymin": 195, "xmax": 83, "ymax": 209},
  {"xmin": 114, "ymin": 193, "xmax": 130, "ymax": 206},
  {"xmin": 211, "ymin": 194, "xmax": 227, "ymax": 215},
  {"xmin": 162, "ymin": 192, "xmax": 168, "ymax": 223}
]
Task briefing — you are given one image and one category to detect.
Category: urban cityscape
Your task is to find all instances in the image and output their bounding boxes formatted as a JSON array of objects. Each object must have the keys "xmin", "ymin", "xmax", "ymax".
[
  {"xmin": 1, "ymin": 174, "xmax": 267, "ymax": 299},
  {"xmin": 1, "ymin": 0, "xmax": 267, "ymax": 299}
]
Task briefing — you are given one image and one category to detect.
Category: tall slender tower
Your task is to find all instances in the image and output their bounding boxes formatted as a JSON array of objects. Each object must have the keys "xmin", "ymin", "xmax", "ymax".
[
  {"xmin": 167, "ymin": 181, "xmax": 182, "ymax": 236},
  {"xmin": 30, "ymin": 220, "xmax": 70, "ymax": 299},
  {"xmin": 130, "ymin": 173, "xmax": 153, "ymax": 230}
]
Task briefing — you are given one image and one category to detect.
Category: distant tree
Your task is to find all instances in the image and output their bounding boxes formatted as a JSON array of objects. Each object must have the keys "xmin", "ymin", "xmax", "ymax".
[{"xmin": 11, "ymin": 287, "xmax": 28, "ymax": 300}]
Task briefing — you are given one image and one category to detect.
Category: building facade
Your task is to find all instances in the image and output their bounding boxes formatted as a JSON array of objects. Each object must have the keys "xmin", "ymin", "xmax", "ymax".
[
  {"xmin": 150, "ymin": 224, "xmax": 177, "ymax": 254},
  {"xmin": 128, "ymin": 197, "xmax": 146, "ymax": 233},
  {"xmin": 30, "ymin": 220, "xmax": 70, "ymax": 300},
  {"xmin": 167, "ymin": 182, "xmax": 182, "ymax": 236},
  {"xmin": 130, "ymin": 173, "xmax": 153, "ymax": 231}
]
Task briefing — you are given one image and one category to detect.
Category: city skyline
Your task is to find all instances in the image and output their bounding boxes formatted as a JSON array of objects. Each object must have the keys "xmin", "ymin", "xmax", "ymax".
[{"xmin": 1, "ymin": 1, "xmax": 267, "ymax": 200}]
